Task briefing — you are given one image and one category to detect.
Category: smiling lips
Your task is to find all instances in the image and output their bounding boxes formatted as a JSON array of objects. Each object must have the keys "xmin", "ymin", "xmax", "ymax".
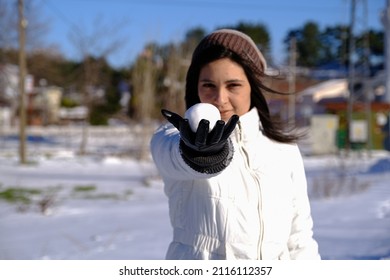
[{"xmin": 218, "ymin": 109, "xmax": 232, "ymax": 121}]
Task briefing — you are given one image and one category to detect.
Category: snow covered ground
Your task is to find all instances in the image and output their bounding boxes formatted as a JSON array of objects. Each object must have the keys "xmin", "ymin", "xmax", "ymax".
[{"xmin": 0, "ymin": 127, "xmax": 389, "ymax": 260}]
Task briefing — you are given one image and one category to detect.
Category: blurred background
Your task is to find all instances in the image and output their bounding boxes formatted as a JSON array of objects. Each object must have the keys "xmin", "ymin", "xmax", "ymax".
[
  {"xmin": 0, "ymin": 0, "xmax": 389, "ymax": 261},
  {"xmin": 0, "ymin": 0, "xmax": 388, "ymax": 159}
]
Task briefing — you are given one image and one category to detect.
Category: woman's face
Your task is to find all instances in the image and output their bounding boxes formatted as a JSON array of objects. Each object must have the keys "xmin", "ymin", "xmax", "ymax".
[{"xmin": 198, "ymin": 58, "xmax": 251, "ymax": 122}]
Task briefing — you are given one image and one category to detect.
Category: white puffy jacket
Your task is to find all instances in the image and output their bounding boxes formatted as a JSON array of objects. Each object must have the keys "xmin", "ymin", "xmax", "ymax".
[{"xmin": 150, "ymin": 108, "xmax": 320, "ymax": 260}]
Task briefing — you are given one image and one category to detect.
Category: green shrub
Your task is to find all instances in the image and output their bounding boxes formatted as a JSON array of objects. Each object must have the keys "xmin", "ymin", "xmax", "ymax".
[
  {"xmin": 61, "ymin": 97, "xmax": 79, "ymax": 108},
  {"xmin": 0, "ymin": 188, "xmax": 42, "ymax": 204},
  {"xmin": 73, "ymin": 185, "xmax": 97, "ymax": 192}
]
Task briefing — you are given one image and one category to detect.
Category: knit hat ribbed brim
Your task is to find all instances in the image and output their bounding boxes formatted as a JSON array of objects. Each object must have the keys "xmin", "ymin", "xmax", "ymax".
[{"xmin": 192, "ymin": 29, "xmax": 267, "ymax": 72}]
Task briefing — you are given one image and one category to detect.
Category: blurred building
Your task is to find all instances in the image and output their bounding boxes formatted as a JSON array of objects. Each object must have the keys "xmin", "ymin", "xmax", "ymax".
[
  {"xmin": 0, "ymin": 64, "xmax": 64, "ymax": 127},
  {"xmin": 28, "ymin": 86, "xmax": 63, "ymax": 125},
  {"xmin": 297, "ymin": 71, "xmax": 390, "ymax": 153}
]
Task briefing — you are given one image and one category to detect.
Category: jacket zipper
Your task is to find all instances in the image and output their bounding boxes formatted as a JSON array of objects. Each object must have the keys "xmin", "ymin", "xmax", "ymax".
[{"xmin": 236, "ymin": 123, "xmax": 264, "ymax": 259}]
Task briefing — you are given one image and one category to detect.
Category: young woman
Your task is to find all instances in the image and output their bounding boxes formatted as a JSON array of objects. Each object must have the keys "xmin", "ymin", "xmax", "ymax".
[{"xmin": 150, "ymin": 29, "xmax": 320, "ymax": 260}]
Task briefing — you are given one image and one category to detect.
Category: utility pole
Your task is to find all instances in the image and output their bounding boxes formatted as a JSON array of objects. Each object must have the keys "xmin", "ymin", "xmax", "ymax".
[
  {"xmin": 362, "ymin": 0, "xmax": 372, "ymax": 155},
  {"xmin": 18, "ymin": 0, "xmax": 27, "ymax": 164},
  {"xmin": 347, "ymin": 0, "xmax": 356, "ymax": 154},
  {"xmin": 381, "ymin": 0, "xmax": 390, "ymax": 152},
  {"xmin": 346, "ymin": 0, "xmax": 374, "ymax": 155},
  {"xmin": 385, "ymin": 0, "xmax": 390, "ymax": 102},
  {"xmin": 288, "ymin": 36, "xmax": 296, "ymax": 127}
]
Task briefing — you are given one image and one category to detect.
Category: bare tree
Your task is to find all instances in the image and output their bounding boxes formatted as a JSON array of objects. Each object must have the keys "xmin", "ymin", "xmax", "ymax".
[
  {"xmin": 18, "ymin": 0, "xmax": 27, "ymax": 164},
  {"xmin": 0, "ymin": 0, "xmax": 18, "ymax": 52},
  {"xmin": 131, "ymin": 45, "xmax": 158, "ymax": 121},
  {"xmin": 0, "ymin": 0, "xmax": 50, "ymax": 127},
  {"xmin": 68, "ymin": 15, "xmax": 128, "ymax": 155},
  {"xmin": 0, "ymin": 0, "xmax": 49, "ymax": 53},
  {"xmin": 159, "ymin": 27, "xmax": 205, "ymax": 115},
  {"xmin": 162, "ymin": 44, "xmax": 187, "ymax": 115},
  {"xmin": 131, "ymin": 44, "xmax": 160, "ymax": 160}
]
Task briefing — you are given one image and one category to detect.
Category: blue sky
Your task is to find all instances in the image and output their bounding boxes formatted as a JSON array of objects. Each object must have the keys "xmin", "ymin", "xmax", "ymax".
[{"xmin": 40, "ymin": 0, "xmax": 386, "ymax": 68}]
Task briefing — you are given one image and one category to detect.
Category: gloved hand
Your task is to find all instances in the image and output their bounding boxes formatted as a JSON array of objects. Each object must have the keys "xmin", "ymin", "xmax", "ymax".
[{"xmin": 161, "ymin": 109, "xmax": 239, "ymax": 155}]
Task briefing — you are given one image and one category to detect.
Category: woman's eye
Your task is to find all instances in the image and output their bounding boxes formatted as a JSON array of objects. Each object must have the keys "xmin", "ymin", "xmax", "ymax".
[
  {"xmin": 202, "ymin": 83, "xmax": 214, "ymax": 88},
  {"xmin": 228, "ymin": 83, "xmax": 240, "ymax": 89}
]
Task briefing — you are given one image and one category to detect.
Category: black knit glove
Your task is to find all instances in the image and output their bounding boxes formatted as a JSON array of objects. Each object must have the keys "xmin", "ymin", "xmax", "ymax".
[{"xmin": 161, "ymin": 109, "xmax": 239, "ymax": 173}]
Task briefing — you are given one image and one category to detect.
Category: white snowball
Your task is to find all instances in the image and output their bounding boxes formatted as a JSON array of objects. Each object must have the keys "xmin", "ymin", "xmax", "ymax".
[{"xmin": 184, "ymin": 103, "xmax": 221, "ymax": 132}]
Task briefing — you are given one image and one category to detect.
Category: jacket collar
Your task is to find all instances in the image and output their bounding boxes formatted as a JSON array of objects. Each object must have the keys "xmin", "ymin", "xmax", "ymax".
[{"xmin": 234, "ymin": 107, "xmax": 262, "ymax": 142}]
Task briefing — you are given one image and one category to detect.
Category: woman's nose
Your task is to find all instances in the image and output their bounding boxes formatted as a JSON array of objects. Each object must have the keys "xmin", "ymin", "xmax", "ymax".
[{"xmin": 214, "ymin": 88, "xmax": 228, "ymax": 105}]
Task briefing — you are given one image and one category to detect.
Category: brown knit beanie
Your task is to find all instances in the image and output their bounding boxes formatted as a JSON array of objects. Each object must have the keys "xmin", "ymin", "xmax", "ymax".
[{"xmin": 192, "ymin": 29, "xmax": 267, "ymax": 72}]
